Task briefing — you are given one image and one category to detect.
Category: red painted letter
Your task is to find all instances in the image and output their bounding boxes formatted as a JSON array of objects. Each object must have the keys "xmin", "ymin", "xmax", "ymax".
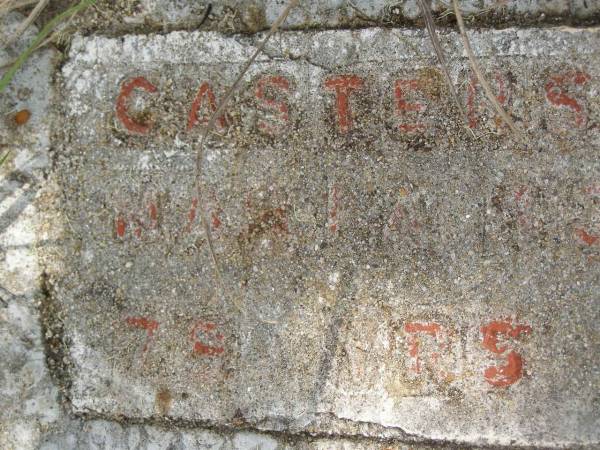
[
  {"xmin": 481, "ymin": 320, "xmax": 532, "ymax": 387},
  {"xmin": 395, "ymin": 79, "xmax": 426, "ymax": 132},
  {"xmin": 466, "ymin": 72, "xmax": 509, "ymax": 129},
  {"xmin": 184, "ymin": 196, "xmax": 221, "ymax": 234},
  {"xmin": 574, "ymin": 183, "xmax": 600, "ymax": 246},
  {"xmin": 404, "ymin": 322, "xmax": 443, "ymax": 374},
  {"xmin": 324, "ymin": 75, "xmax": 364, "ymax": 133},
  {"xmin": 116, "ymin": 77, "xmax": 157, "ymax": 134},
  {"xmin": 190, "ymin": 320, "xmax": 224, "ymax": 356},
  {"xmin": 545, "ymin": 71, "xmax": 591, "ymax": 128},
  {"xmin": 256, "ymin": 75, "xmax": 290, "ymax": 134},
  {"xmin": 126, "ymin": 316, "xmax": 159, "ymax": 354},
  {"xmin": 115, "ymin": 197, "xmax": 159, "ymax": 240},
  {"xmin": 575, "ymin": 228, "xmax": 598, "ymax": 246},
  {"xmin": 188, "ymin": 82, "xmax": 227, "ymax": 130}
]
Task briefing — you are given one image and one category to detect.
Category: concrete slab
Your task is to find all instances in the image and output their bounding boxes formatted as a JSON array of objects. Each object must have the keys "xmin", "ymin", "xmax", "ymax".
[{"xmin": 49, "ymin": 27, "xmax": 600, "ymax": 447}]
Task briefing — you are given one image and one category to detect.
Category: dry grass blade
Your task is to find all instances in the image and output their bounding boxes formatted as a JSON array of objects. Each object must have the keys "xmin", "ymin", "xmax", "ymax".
[
  {"xmin": 436, "ymin": 0, "xmax": 508, "ymax": 19},
  {"xmin": 0, "ymin": 26, "xmax": 62, "ymax": 69},
  {"xmin": 2, "ymin": 0, "xmax": 49, "ymax": 48},
  {"xmin": 0, "ymin": 0, "xmax": 38, "ymax": 17},
  {"xmin": 195, "ymin": 0, "xmax": 299, "ymax": 307},
  {"xmin": 416, "ymin": 0, "xmax": 469, "ymax": 129},
  {"xmin": 452, "ymin": 0, "xmax": 525, "ymax": 141},
  {"xmin": 0, "ymin": 151, "xmax": 10, "ymax": 167},
  {"xmin": 0, "ymin": 0, "xmax": 95, "ymax": 93}
]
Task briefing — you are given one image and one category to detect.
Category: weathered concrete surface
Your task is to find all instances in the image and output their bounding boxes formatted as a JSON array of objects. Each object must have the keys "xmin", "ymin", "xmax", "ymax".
[
  {"xmin": 0, "ymin": 12, "xmax": 62, "ymax": 450},
  {"xmin": 80, "ymin": 0, "xmax": 600, "ymax": 35},
  {"xmin": 49, "ymin": 26, "xmax": 600, "ymax": 448},
  {"xmin": 38, "ymin": 420, "xmax": 458, "ymax": 450}
]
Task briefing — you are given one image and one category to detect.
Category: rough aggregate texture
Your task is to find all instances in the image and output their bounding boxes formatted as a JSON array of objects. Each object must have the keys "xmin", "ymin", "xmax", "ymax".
[
  {"xmin": 62, "ymin": 0, "xmax": 600, "ymax": 36},
  {"xmin": 0, "ymin": 3, "xmax": 599, "ymax": 449},
  {"xmin": 49, "ymin": 27, "xmax": 600, "ymax": 447}
]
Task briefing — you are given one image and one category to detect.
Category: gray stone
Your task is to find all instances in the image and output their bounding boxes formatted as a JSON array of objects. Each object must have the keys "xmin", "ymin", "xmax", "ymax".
[
  {"xmin": 82, "ymin": 0, "xmax": 600, "ymax": 37},
  {"xmin": 0, "ymin": 11, "xmax": 61, "ymax": 450},
  {"xmin": 48, "ymin": 26, "xmax": 600, "ymax": 447}
]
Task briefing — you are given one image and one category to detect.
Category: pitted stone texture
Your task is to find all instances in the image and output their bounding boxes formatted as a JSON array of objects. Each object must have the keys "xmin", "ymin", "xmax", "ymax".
[
  {"xmin": 0, "ymin": 12, "xmax": 61, "ymax": 450},
  {"xmin": 38, "ymin": 420, "xmax": 457, "ymax": 449},
  {"xmin": 53, "ymin": 27, "xmax": 600, "ymax": 447},
  {"xmin": 96, "ymin": 0, "xmax": 600, "ymax": 34}
]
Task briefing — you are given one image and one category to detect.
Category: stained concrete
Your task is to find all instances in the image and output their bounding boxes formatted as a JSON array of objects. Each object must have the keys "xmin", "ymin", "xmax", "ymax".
[
  {"xmin": 47, "ymin": 27, "xmax": 600, "ymax": 447},
  {"xmin": 1, "ymin": 2, "xmax": 600, "ymax": 449}
]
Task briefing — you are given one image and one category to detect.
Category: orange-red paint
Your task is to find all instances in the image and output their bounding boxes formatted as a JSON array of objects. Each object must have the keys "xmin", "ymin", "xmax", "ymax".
[
  {"xmin": 483, "ymin": 351, "xmax": 524, "ymax": 387},
  {"xmin": 149, "ymin": 202, "xmax": 158, "ymax": 221},
  {"xmin": 324, "ymin": 75, "xmax": 364, "ymax": 133},
  {"xmin": 211, "ymin": 212, "xmax": 222, "ymax": 229},
  {"xmin": 14, "ymin": 109, "xmax": 31, "ymax": 126},
  {"xmin": 187, "ymin": 82, "xmax": 226, "ymax": 130},
  {"xmin": 115, "ymin": 215, "xmax": 127, "ymax": 238},
  {"xmin": 514, "ymin": 185, "xmax": 532, "ymax": 228},
  {"xmin": 467, "ymin": 72, "xmax": 509, "ymax": 129},
  {"xmin": 116, "ymin": 76, "xmax": 157, "ymax": 134},
  {"xmin": 133, "ymin": 201, "xmax": 159, "ymax": 238},
  {"xmin": 514, "ymin": 186, "xmax": 527, "ymax": 203},
  {"xmin": 575, "ymin": 228, "xmax": 598, "ymax": 246},
  {"xmin": 404, "ymin": 322, "xmax": 442, "ymax": 373},
  {"xmin": 190, "ymin": 320, "xmax": 224, "ymax": 356},
  {"xmin": 115, "ymin": 200, "xmax": 159, "ymax": 240},
  {"xmin": 395, "ymin": 79, "xmax": 426, "ymax": 132},
  {"xmin": 255, "ymin": 75, "xmax": 290, "ymax": 134},
  {"xmin": 126, "ymin": 316, "xmax": 159, "ymax": 353},
  {"xmin": 545, "ymin": 71, "xmax": 591, "ymax": 128},
  {"xmin": 185, "ymin": 197, "xmax": 221, "ymax": 233},
  {"xmin": 241, "ymin": 206, "xmax": 289, "ymax": 242},
  {"xmin": 185, "ymin": 198, "xmax": 198, "ymax": 233},
  {"xmin": 383, "ymin": 197, "xmax": 407, "ymax": 240},
  {"xmin": 584, "ymin": 183, "xmax": 600, "ymax": 197},
  {"xmin": 481, "ymin": 320, "xmax": 532, "ymax": 387}
]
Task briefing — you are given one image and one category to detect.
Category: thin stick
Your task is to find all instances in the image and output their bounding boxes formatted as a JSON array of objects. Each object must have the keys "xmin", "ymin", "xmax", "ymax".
[
  {"xmin": 347, "ymin": 0, "xmax": 377, "ymax": 23},
  {"xmin": 0, "ymin": 0, "xmax": 39, "ymax": 17},
  {"xmin": 452, "ymin": 0, "xmax": 525, "ymax": 141},
  {"xmin": 195, "ymin": 0, "xmax": 299, "ymax": 303},
  {"xmin": 2, "ymin": 0, "xmax": 50, "ymax": 48},
  {"xmin": 417, "ymin": 0, "xmax": 469, "ymax": 129}
]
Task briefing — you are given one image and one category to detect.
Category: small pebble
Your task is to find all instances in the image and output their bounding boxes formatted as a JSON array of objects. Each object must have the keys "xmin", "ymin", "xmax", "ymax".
[{"xmin": 14, "ymin": 109, "xmax": 31, "ymax": 125}]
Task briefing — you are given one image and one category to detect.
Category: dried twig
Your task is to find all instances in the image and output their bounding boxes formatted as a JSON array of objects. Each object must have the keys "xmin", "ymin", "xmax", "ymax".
[
  {"xmin": 198, "ymin": 3, "xmax": 211, "ymax": 27},
  {"xmin": 452, "ymin": 0, "xmax": 525, "ymax": 141},
  {"xmin": 417, "ymin": 0, "xmax": 470, "ymax": 129},
  {"xmin": 195, "ymin": 0, "xmax": 299, "ymax": 307},
  {"xmin": 0, "ymin": 0, "xmax": 39, "ymax": 17},
  {"xmin": 436, "ymin": 0, "xmax": 508, "ymax": 18}
]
